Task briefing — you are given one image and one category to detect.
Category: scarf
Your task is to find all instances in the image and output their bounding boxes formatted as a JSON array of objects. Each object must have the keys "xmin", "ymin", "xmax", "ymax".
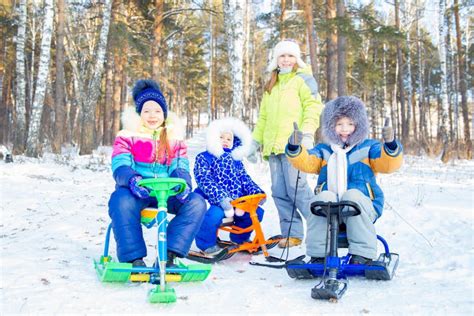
[{"xmin": 327, "ymin": 144, "xmax": 354, "ymax": 200}]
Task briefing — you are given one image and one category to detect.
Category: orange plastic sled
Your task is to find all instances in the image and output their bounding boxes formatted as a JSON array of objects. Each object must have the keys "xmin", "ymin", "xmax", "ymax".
[{"xmin": 218, "ymin": 193, "xmax": 282, "ymax": 258}]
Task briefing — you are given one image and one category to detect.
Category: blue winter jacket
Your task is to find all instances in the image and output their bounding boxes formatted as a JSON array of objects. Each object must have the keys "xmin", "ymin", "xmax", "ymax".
[
  {"xmin": 286, "ymin": 139, "xmax": 403, "ymax": 217},
  {"xmin": 194, "ymin": 137, "xmax": 264, "ymax": 206}
]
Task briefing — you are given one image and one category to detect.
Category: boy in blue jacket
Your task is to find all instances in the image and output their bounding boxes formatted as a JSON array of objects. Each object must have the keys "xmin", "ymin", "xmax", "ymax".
[
  {"xmin": 194, "ymin": 118, "xmax": 265, "ymax": 255},
  {"xmin": 286, "ymin": 96, "xmax": 403, "ymax": 264}
]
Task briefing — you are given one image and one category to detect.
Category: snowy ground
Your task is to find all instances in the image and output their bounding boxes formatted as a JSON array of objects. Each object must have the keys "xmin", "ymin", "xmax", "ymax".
[{"xmin": 1, "ymin": 131, "xmax": 473, "ymax": 315}]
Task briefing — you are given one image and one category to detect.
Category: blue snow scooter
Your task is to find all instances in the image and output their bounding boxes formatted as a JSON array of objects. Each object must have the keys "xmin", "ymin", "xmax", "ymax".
[{"xmin": 285, "ymin": 200, "xmax": 399, "ymax": 301}]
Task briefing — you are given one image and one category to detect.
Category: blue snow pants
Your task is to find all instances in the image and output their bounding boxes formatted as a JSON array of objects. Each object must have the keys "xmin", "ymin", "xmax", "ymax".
[
  {"xmin": 108, "ymin": 187, "xmax": 207, "ymax": 262},
  {"xmin": 194, "ymin": 205, "xmax": 264, "ymax": 251}
]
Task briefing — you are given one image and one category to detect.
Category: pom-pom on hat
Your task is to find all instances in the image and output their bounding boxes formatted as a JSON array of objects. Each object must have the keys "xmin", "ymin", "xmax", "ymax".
[
  {"xmin": 132, "ymin": 79, "xmax": 168, "ymax": 118},
  {"xmin": 267, "ymin": 39, "xmax": 307, "ymax": 72}
]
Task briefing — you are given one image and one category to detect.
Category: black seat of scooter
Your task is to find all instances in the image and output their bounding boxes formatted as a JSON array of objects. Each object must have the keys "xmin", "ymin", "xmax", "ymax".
[{"xmin": 310, "ymin": 201, "xmax": 361, "ymax": 218}]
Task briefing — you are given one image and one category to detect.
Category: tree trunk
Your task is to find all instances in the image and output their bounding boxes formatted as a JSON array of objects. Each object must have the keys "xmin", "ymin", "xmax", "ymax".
[
  {"xmin": 0, "ymin": 12, "xmax": 13, "ymax": 145},
  {"xmin": 243, "ymin": 1, "xmax": 251, "ymax": 123},
  {"xmin": 27, "ymin": 6, "xmax": 37, "ymax": 117},
  {"xmin": 152, "ymin": 0, "xmax": 164, "ymax": 81},
  {"xmin": 426, "ymin": 69, "xmax": 433, "ymax": 142},
  {"xmin": 438, "ymin": 0, "xmax": 450, "ymax": 163},
  {"xmin": 0, "ymin": 16, "xmax": 5, "ymax": 144},
  {"xmin": 26, "ymin": 0, "xmax": 54, "ymax": 157},
  {"xmin": 14, "ymin": 0, "xmax": 27, "ymax": 154},
  {"xmin": 394, "ymin": 0, "xmax": 407, "ymax": 143},
  {"xmin": 382, "ymin": 42, "xmax": 391, "ymax": 132},
  {"xmin": 415, "ymin": 3, "xmax": 428, "ymax": 150},
  {"xmin": 80, "ymin": 0, "xmax": 113, "ymax": 155},
  {"xmin": 336, "ymin": 0, "xmax": 346, "ymax": 96},
  {"xmin": 104, "ymin": 50, "xmax": 114, "ymax": 145},
  {"xmin": 52, "ymin": 0, "xmax": 66, "ymax": 154},
  {"xmin": 111, "ymin": 53, "xmax": 123, "ymax": 141},
  {"xmin": 1, "ymin": 68, "xmax": 13, "ymax": 145},
  {"xmin": 40, "ymin": 88, "xmax": 54, "ymax": 147},
  {"xmin": 207, "ymin": 0, "xmax": 214, "ymax": 124},
  {"xmin": 402, "ymin": 0, "xmax": 413, "ymax": 143},
  {"xmin": 445, "ymin": 11, "xmax": 455, "ymax": 142},
  {"xmin": 280, "ymin": 0, "xmax": 286, "ymax": 39},
  {"xmin": 326, "ymin": 0, "xmax": 337, "ymax": 100},
  {"xmin": 453, "ymin": 0, "xmax": 472, "ymax": 158},
  {"xmin": 303, "ymin": 0, "xmax": 319, "ymax": 77},
  {"xmin": 223, "ymin": 0, "xmax": 245, "ymax": 117}
]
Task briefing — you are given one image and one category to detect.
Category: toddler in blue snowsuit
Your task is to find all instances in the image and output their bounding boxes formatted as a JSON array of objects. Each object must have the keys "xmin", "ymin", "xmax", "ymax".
[{"xmin": 194, "ymin": 117, "xmax": 265, "ymax": 255}]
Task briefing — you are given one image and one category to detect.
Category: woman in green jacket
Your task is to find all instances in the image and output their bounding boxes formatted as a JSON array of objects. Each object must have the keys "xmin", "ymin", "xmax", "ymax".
[{"xmin": 249, "ymin": 39, "xmax": 324, "ymax": 248}]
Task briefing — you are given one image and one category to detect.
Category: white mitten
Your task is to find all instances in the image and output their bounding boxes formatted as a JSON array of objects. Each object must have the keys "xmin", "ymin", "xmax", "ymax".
[
  {"xmin": 224, "ymin": 208, "xmax": 235, "ymax": 218},
  {"xmin": 235, "ymin": 208, "xmax": 245, "ymax": 217}
]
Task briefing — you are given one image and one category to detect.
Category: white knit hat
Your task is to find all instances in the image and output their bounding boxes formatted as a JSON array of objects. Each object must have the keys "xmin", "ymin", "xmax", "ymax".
[{"xmin": 267, "ymin": 40, "xmax": 307, "ymax": 72}]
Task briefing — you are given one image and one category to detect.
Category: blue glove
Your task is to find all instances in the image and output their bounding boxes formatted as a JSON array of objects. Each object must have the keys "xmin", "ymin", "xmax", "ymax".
[
  {"xmin": 175, "ymin": 186, "xmax": 190, "ymax": 203},
  {"xmin": 172, "ymin": 185, "xmax": 190, "ymax": 202},
  {"xmin": 128, "ymin": 176, "xmax": 150, "ymax": 199}
]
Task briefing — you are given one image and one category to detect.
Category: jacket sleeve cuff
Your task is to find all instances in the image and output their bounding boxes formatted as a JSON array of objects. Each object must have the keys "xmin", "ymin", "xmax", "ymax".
[
  {"xmin": 384, "ymin": 140, "xmax": 402, "ymax": 156},
  {"xmin": 285, "ymin": 144, "xmax": 302, "ymax": 157},
  {"xmin": 170, "ymin": 168, "xmax": 192, "ymax": 189},
  {"xmin": 113, "ymin": 166, "xmax": 138, "ymax": 187}
]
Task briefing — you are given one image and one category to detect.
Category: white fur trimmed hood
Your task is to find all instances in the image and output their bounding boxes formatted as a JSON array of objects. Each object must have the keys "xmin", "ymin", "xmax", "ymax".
[
  {"xmin": 206, "ymin": 117, "xmax": 253, "ymax": 161},
  {"xmin": 121, "ymin": 106, "xmax": 185, "ymax": 140}
]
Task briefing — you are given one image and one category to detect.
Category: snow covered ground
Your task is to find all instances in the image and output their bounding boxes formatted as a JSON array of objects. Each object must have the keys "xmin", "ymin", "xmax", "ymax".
[{"xmin": 1, "ymin": 131, "xmax": 473, "ymax": 315}]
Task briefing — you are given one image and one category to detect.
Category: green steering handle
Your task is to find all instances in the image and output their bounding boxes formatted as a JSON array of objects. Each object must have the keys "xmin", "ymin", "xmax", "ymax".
[{"xmin": 138, "ymin": 177, "xmax": 186, "ymax": 202}]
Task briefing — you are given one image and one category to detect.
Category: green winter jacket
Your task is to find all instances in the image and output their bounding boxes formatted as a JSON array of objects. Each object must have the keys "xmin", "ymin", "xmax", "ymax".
[{"xmin": 252, "ymin": 66, "xmax": 324, "ymax": 159}]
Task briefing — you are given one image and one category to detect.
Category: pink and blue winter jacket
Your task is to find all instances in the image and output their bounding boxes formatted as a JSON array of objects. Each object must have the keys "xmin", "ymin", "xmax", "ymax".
[{"xmin": 111, "ymin": 120, "xmax": 191, "ymax": 188}]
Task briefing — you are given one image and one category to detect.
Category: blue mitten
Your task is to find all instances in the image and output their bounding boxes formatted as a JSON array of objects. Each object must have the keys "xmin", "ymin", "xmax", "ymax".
[
  {"xmin": 128, "ymin": 176, "xmax": 150, "ymax": 199},
  {"xmin": 175, "ymin": 186, "xmax": 190, "ymax": 203}
]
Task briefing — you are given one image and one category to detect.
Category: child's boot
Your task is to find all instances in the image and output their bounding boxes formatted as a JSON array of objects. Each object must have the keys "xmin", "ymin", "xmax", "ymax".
[
  {"xmin": 166, "ymin": 251, "xmax": 178, "ymax": 268},
  {"xmin": 203, "ymin": 245, "xmax": 224, "ymax": 256},
  {"xmin": 130, "ymin": 258, "xmax": 146, "ymax": 274},
  {"xmin": 278, "ymin": 237, "xmax": 302, "ymax": 248},
  {"xmin": 349, "ymin": 254, "xmax": 372, "ymax": 265}
]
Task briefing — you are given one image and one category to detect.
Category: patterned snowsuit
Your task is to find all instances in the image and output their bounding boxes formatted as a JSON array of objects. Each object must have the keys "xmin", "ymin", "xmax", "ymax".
[{"xmin": 194, "ymin": 118, "xmax": 265, "ymax": 251}]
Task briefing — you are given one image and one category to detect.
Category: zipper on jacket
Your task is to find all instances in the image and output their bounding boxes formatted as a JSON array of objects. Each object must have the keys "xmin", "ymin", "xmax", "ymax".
[
  {"xmin": 365, "ymin": 183, "xmax": 375, "ymax": 200},
  {"xmin": 152, "ymin": 129, "xmax": 159, "ymax": 178}
]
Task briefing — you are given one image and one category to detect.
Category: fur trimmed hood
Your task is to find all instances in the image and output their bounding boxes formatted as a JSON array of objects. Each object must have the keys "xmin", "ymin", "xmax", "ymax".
[
  {"xmin": 322, "ymin": 96, "xmax": 369, "ymax": 146},
  {"xmin": 121, "ymin": 106, "xmax": 185, "ymax": 140},
  {"xmin": 206, "ymin": 117, "xmax": 253, "ymax": 161}
]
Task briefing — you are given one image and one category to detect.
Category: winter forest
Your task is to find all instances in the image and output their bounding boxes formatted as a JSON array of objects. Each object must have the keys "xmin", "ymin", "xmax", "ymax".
[
  {"xmin": 0, "ymin": 0, "xmax": 472, "ymax": 160},
  {"xmin": 1, "ymin": 0, "xmax": 474, "ymax": 314}
]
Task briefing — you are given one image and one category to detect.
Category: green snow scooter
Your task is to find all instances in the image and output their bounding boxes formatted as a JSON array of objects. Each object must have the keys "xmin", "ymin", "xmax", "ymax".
[{"xmin": 94, "ymin": 177, "xmax": 212, "ymax": 303}]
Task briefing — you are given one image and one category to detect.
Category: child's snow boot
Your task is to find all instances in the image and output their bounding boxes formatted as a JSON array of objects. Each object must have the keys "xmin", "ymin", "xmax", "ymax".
[
  {"xmin": 349, "ymin": 254, "xmax": 372, "ymax": 265},
  {"xmin": 309, "ymin": 257, "xmax": 325, "ymax": 264},
  {"xmin": 130, "ymin": 258, "xmax": 146, "ymax": 274},
  {"xmin": 278, "ymin": 237, "xmax": 302, "ymax": 248},
  {"xmin": 166, "ymin": 251, "xmax": 178, "ymax": 268},
  {"xmin": 203, "ymin": 245, "xmax": 224, "ymax": 256},
  {"xmin": 131, "ymin": 258, "xmax": 147, "ymax": 267}
]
